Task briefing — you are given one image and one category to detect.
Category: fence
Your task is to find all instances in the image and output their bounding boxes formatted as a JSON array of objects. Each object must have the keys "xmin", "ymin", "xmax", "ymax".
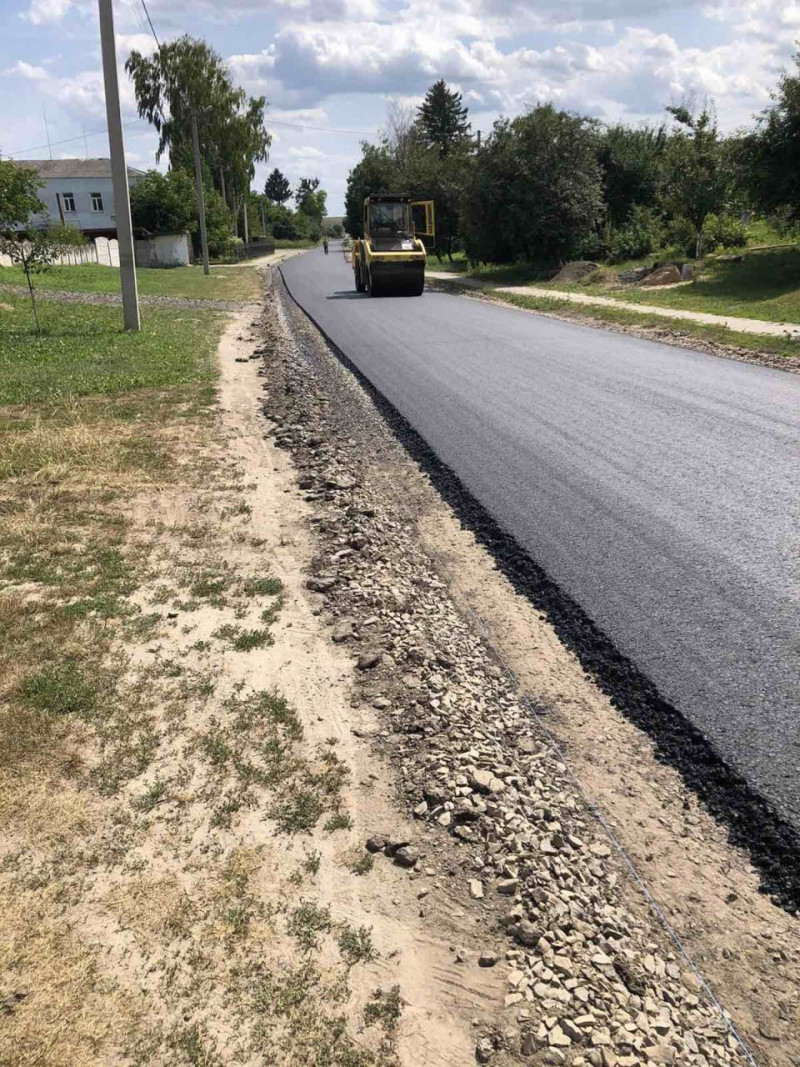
[
  {"xmin": 0, "ymin": 236, "xmax": 119, "ymax": 268},
  {"xmin": 223, "ymin": 238, "xmax": 276, "ymax": 263}
]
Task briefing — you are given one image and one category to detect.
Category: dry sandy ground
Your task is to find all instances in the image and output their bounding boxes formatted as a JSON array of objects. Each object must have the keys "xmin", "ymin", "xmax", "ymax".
[{"xmin": 0, "ymin": 309, "xmax": 507, "ymax": 1067}]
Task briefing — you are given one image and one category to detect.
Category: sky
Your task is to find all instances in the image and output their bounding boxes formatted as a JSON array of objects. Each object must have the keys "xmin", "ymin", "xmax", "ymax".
[{"xmin": 2, "ymin": 0, "xmax": 798, "ymax": 216}]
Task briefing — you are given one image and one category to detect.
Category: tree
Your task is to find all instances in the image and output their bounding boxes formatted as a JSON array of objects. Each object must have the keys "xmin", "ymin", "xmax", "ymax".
[
  {"xmin": 130, "ymin": 169, "xmax": 196, "ymax": 234},
  {"xmin": 747, "ymin": 50, "xmax": 800, "ymax": 218},
  {"xmin": 597, "ymin": 123, "xmax": 666, "ymax": 227},
  {"xmin": 417, "ymin": 79, "xmax": 470, "ymax": 157},
  {"xmin": 295, "ymin": 177, "xmax": 327, "ymax": 226},
  {"xmin": 0, "ymin": 157, "xmax": 44, "ymax": 232},
  {"xmin": 264, "ymin": 167, "xmax": 292, "ymax": 204},
  {"xmin": 126, "ymin": 35, "xmax": 270, "ymax": 251},
  {"xmin": 661, "ymin": 102, "xmax": 733, "ymax": 258},
  {"xmin": 461, "ymin": 104, "xmax": 604, "ymax": 264},
  {"xmin": 0, "ymin": 224, "xmax": 85, "ymax": 334},
  {"xmin": 344, "ymin": 143, "xmax": 398, "ymax": 237}
]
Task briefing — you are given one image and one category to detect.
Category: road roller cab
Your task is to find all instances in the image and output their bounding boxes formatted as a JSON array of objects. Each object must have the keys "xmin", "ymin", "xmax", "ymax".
[{"xmin": 352, "ymin": 194, "xmax": 434, "ymax": 297}]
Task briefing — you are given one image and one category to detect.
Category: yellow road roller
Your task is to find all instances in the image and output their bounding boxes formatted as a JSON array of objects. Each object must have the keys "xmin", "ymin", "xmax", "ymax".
[{"xmin": 352, "ymin": 194, "xmax": 435, "ymax": 297}]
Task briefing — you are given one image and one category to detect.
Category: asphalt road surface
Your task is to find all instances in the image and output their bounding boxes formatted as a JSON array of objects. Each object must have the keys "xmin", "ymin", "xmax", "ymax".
[{"xmin": 281, "ymin": 245, "xmax": 800, "ymax": 831}]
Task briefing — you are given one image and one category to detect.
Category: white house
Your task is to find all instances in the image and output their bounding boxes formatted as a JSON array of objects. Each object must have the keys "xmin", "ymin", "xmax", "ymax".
[{"xmin": 11, "ymin": 158, "xmax": 145, "ymax": 238}]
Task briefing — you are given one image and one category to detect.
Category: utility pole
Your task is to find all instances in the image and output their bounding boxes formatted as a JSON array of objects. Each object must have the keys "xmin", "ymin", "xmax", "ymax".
[
  {"xmin": 98, "ymin": 0, "xmax": 140, "ymax": 331},
  {"xmin": 191, "ymin": 112, "xmax": 210, "ymax": 275}
]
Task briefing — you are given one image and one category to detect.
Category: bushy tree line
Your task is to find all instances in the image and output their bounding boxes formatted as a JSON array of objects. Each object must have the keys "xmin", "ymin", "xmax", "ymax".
[
  {"xmin": 257, "ymin": 168, "xmax": 328, "ymax": 242},
  {"xmin": 345, "ymin": 58, "xmax": 800, "ymax": 266},
  {"xmin": 126, "ymin": 36, "xmax": 328, "ymax": 254},
  {"xmin": 127, "ymin": 35, "xmax": 270, "ymax": 256}
]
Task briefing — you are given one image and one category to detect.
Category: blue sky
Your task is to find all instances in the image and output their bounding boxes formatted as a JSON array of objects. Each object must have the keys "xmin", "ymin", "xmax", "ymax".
[{"xmin": 2, "ymin": 0, "xmax": 798, "ymax": 215}]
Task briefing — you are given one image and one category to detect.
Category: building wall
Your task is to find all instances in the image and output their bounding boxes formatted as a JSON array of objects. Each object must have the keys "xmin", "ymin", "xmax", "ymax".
[
  {"xmin": 134, "ymin": 232, "xmax": 191, "ymax": 268},
  {"xmin": 26, "ymin": 175, "xmax": 139, "ymax": 236}
]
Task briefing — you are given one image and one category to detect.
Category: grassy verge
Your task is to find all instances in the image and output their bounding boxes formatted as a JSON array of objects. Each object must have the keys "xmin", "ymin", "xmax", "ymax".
[
  {"xmin": 555, "ymin": 247, "xmax": 800, "ymax": 325},
  {"xmin": 0, "ymin": 262, "xmax": 261, "ymax": 301},
  {"xmin": 0, "ymin": 288, "xmax": 401, "ymax": 1066},
  {"xmin": 492, "ymin": 290, "xmax": 800, "ymax": 364},
  {"xmin": 274, "ymin": 238, "xmax": 320, "ymax": 249}
]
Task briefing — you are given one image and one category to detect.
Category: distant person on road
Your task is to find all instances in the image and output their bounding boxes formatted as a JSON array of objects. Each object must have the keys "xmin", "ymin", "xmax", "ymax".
[{"xmin": 323, "ymin": 237, "xmax": 329, "ymax": 255}]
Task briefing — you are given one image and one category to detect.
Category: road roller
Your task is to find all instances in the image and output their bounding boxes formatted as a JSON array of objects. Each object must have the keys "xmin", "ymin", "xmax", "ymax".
[{"xmin": 352, "ymin": 194, "xmax": 435, "ymax": 297}]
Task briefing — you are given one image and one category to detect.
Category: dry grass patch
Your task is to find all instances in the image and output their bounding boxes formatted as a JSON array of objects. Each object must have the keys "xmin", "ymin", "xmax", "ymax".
[{"xmin": 0, "ymin": 887, "xmax": 139, "ymax": 1067}]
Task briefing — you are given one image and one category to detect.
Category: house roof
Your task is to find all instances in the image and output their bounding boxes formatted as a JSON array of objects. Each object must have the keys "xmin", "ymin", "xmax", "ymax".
[{"xmin": 13, "ymin": 158, "xmax": 146, "ymax": 179}]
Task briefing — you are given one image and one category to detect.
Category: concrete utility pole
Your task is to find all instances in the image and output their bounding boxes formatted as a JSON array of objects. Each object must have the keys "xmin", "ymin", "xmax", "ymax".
[
  {"xmin": 98, "ymin": 0, "xmax": 140, "ymax": 331},
  {"xmin": 191, "ymin": 113, "xmax": 210, "ymax": 275}
]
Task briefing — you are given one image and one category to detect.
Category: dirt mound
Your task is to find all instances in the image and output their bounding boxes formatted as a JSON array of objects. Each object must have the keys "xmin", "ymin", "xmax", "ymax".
[
  {"xmin": 551, "ymin": 260, "xmax": 599, "ymax": 284},
  {"xmin": 638, "ymin": 263, "xmax": 682, "ymax": 286}
]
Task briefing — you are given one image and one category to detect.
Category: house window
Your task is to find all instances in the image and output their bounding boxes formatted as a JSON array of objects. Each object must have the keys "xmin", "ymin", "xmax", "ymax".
[
  {"xmin": 62, "ymin": 192, "xmax": 76, "ymax": 212},
  {"xmin": 91, "ymin": 192, "xmax": 103, "ymax": 212}
]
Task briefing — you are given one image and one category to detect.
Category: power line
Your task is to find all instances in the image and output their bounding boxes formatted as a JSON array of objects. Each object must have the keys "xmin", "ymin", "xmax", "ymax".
[
  {"xmin": 138, "ymin": 0, "xmax": 161, "ymax": 49},
  {"xmin": 270, "ymin": 119, "xmax": 375, "ymax": 135},
  {"xmin": 8, "ymin": 118, "xmax": 146, "ymax": 158}
]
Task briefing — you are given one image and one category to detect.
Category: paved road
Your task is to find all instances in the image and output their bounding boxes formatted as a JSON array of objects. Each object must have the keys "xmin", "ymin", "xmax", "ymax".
[{"xmin": 281, "ymin": 245, "xmax": 800, "ymax": 830}]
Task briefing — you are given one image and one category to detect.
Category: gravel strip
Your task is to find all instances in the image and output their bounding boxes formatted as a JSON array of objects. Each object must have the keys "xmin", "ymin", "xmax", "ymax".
[
  {"xmin": 257, "ymin": 268, "xmax": 753, "ymax": 1067},
  {"xmin": 0, "ymin": 283, "xmax": 254, "ymax": 312}
]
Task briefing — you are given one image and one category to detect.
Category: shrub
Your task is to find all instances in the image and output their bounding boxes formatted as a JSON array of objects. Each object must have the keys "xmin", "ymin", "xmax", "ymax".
[
  {"xmin": 130, "ymin": 169, "xmax": 196, "ymax": 235},
  {"xmin": 607, "ymin": 205, "xmax": 664, "ymax": 262},
  {"xmin": 702, "ymin": 213, "xmax": 748, "ymax": 251}
]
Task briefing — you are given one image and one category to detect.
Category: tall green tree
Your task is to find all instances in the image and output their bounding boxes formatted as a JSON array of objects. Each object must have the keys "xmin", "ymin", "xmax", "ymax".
[
  {"xmin": 0, "ymin": 158, "xmax": 44, "ymax": 231},
  {"xmin": 417, "ymin": 79, "xmax": 470, "ymax": 157},
  {"xmin": 344, "ymin": 143, "xmax": 397, "ymax": 237},
  {"xmin": 748, "ymin": 50, "xmax": 800, "ymax": 218},
  {"xmin": 295, "ymin": 177, "xmax": 327, "ymax": 226},
  {"xmin": 461, "ymin": 104, "xmax": 604, "ymax": 264},
  {"xmin": 264, "ymin": 167, "xmax": 292, "ymax": 204},
  {"xmin": 126, "ymin": 35, "xmax": 270, "ymax": 230},
  {"xmin": 597, "ymin": 123, "xmax": 666, "ymax": 227},
  {"xmin": 660, "ymin": 103, "xmax": 733, "ymax": 258}
]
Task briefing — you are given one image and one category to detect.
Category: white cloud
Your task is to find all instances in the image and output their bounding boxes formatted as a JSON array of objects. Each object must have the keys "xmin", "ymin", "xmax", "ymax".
[
  {"xmin": 21, "ymin": 0, "xmax": 77, "ymax": 24},
  {"xmin": 286, "ymin": 144, "xmax": 324, "ymax": 158},
  {"xmin": 1, "ymin": 60, "xmax": 50, "ymax": 80}
]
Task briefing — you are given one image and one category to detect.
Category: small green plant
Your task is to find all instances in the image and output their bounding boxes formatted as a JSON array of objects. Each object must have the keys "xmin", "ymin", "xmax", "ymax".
[
  {"xmin": 18, "ymin": 662, "xmax": 100, "ymax": 717},
  {"xmin": 288, "ymin": 900, "xmax": 331, "ymax": 951},
  {"xmin": 133, "ymin": 778, "xmax": 169, "ymax": 812},
  {"xmin": 303, "ymin": 850, "xmax": 321, "ymax": 877},
  {"xmin": 348, "ymin": 851, "xmax": 374, "ymax": 877},
  {"xmin": 323, "ymin": 812, "xmax": 353, "ymax": 834},
  {"xmin": 271, "ymin": 790, "xmax": 324, "ymax": 834},
  {"xmin": 232, "ymin": 628, "xmax": 272, "ymax": 652},
  {"xmin": 260, "ymin": 597, "xmax": 284, "ymax": 626},
  {"xmin": 363, "ymin": 985, "xmax": 402, "ymax": 1033},
  {"xmin": 337, "ymin": 924, "xmax": 374, "ymax": 966},
  {"xmin": 242, "ymin": 576, "xmax": 283, "ymax": 596},
  {"xmin": 213, "ymin": 623, "xmax": 273, "ymax": 651},
  {"xmin": 190, "ymin": 574, "xmax": 229, "ymax": 600}
]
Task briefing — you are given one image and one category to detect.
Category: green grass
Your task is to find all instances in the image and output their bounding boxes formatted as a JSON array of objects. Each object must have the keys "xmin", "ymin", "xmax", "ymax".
[
  {"xmin": 563, "ymin": 248, "xmax": 800, "ymax": 325},
  {"xmin": 495, "ymin": 290, "xmax": 800, "ymax": 362},
  {"xmin": 0, "ymin": 262, "xmax": 261, "ymax": 302},
  {"xmin": 274, "ymin": 239, "xmax": 319, "ymax": 250},
  {"xmin": 0, "ymin": 293, "xmax": 220, "ymax": 405}
]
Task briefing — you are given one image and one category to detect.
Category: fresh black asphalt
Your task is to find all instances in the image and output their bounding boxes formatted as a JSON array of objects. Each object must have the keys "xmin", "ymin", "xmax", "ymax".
[{"xmin": 280, "ymin": 245, "xmax": 800, "ymax": 835}]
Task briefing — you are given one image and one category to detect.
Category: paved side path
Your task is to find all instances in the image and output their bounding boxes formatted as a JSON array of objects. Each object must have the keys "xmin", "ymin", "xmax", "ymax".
[{"xmin": 426, "ymin": 272, "xmax": 800, "ymax": 339}]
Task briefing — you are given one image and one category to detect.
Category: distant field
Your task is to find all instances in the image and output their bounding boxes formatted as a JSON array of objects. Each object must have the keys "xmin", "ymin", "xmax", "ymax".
[{"xmin": 0, "ymin": 263, "xmax": 261, "ymax": 302}]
